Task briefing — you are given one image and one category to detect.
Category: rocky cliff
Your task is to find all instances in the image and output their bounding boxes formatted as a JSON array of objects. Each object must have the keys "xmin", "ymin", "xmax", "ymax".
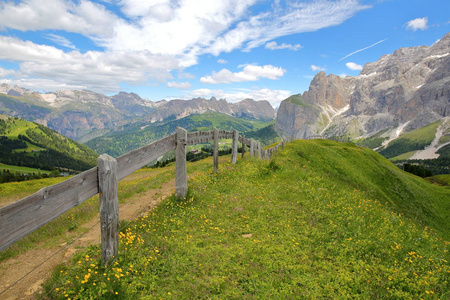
[{"xmin": 276, "ymin": 33, "xmax": 450, "ymax": 149}]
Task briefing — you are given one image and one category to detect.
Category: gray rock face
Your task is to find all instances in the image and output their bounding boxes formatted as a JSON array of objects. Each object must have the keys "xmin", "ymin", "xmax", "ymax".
[
  {"xmin": 276, "ymin": 32, "xmax": 450, "ymax": 142},
  {"xmin": 0, "ymin": 85, "xmax": 276, "ymax": 141}
]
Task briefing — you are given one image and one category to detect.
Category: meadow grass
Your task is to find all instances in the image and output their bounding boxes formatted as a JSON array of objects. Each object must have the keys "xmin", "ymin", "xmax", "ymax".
[
  {"xmin": 42, "ymin": 140, "xmax": 449, "ymax": 299},
  {"xmin": 0, "ymin": 163, "xmax": 196, "ymax": 262},
  {"xmin": 0, "ymin": 163, "xmax": 51, "ymax": 175}
]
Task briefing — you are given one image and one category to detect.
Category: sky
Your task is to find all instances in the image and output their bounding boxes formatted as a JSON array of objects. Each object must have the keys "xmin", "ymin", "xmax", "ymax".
[{"xmin": 0, "ymin": 0, "xmax": 449, "ymax": 108}]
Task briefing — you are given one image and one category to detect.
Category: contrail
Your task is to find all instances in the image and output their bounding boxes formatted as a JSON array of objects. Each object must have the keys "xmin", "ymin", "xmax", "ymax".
[{"xmin": 339, "ymin": 38, "xmax": 388, "ymax": 61}]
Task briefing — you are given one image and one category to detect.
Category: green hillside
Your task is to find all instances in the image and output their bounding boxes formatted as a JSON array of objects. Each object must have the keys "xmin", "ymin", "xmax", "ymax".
[
  {"xmin": 379, "ymin": 120, "xmax": 441, "ymax": 159},
  {"xmin": 0, "ymin": 115, "xmax": 98, "ymax": 172},
  {"xmin": 45, "ymin": 140, "xmax": 449, "ymax": 299},
  {"xmin": 86, "ymin": 111, "xmax": 274, "ymax": 157}
]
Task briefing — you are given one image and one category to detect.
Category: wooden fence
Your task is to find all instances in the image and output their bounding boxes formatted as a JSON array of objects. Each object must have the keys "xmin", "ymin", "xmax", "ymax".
[{"xmin": 0, "ymin": 127, "xmax": 288, "ymax": 264}]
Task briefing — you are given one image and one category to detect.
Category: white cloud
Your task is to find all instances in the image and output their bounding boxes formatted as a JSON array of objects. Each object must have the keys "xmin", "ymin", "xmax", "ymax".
[
  {"xmin": 200, "ymin": 65, "xmax": 285, "ymax": 84},
  {"xmin": 346, "ymin": 62, "xmax": 363, "ymax": 70},
  {"xmin": 166, "ymin": 81, "xmax": 191, "ymax": 89},
  {"xmin": 108, "ymin": 0, "xmax": 256, "ymax": 56},
  {"xmin": 0, "ymin": 0, "xmax": 370, "ymax": 96},
  {"xmin": 177, "ymin": 71, "xmax": 196, "ymax": 80},
  {"xmin": 208, "ymin": 0, "xmax": 370, "ymax": 54},
  {"xmin": 0, "ymin": 36, "xmax": 178, "ymax": 93},
  {"xmin": 406, "ymin": 17, "xmax": 428, "ymax": 31},
  {"xmin": 186, "ymin": 87, "xmax": 291, "ymax": 107},
  {"xmin": 217, "ymin": 59, "xmax": 228, "ymax": 64},
  {"xmin": 43, "ymin": 34, "xmax": 77, "ymax": 50},
  {"xmin": 265, "ymin": 41, "xmax": 302, "ymax": 51},
  {"xmin": 311, "ymin": 65, "xmax": 326, "ymax": 72},
  {"xmin": 0, "ymin": 67, "xmax": 19, "ymax": 78},
  {"xmin": 0, "ymin": 0, "xmax": 118, "ymax": 38}
]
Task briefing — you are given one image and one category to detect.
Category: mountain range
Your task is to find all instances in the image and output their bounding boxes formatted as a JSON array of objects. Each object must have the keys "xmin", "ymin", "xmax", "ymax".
[
  {"xmin": 0, "ymin": 86, "xmax": 276, "ymax": 143},
  {"xmin": 276, "ymin": 32, "xmax": 450, "ymax": 160},
  {"xmin": 1, "ymin": 32, "xmax": 449, "ymax": 163}
]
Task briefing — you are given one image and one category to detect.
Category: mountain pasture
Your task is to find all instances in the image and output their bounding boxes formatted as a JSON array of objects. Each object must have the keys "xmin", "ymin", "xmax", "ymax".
[{"xmin": 43, "ymin": 140, "xmax": 449, "ymax": 299}]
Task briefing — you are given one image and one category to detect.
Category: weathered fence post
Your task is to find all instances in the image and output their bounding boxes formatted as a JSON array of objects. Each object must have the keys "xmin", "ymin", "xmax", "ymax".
[
  {"xmin": 249, "ymin": 138, "xmax": 254, "ymax": 157},
  {"xmin": 231, "ymin": 129, "xmax": 238, "ymax": 164},
  {"xmin": 241, "ymin": 135, "xmax": 246, "ymax": 158},
  {"xmin": 258, "ymin": 142, "xmax": 262, "ymax": 159},
  {"xmin": 176, "ymin": 127, "xmax": 188, "ymax": 199},
  {"xmin": 213, "ymin": 128, "xmax": 219, "ymax": 172},
  {"xmin": 98, "ymin": 154, "xmax": 119, "ymax": 266}
]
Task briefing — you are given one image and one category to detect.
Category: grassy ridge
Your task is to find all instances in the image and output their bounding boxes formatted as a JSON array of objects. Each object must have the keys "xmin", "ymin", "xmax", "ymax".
[{"xmin": 43, "ymin": 140, "xmax": 449, "ymax": 299}]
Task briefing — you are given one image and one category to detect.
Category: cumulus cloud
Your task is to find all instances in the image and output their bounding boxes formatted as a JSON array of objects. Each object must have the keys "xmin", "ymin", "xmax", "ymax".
[
  {"xmin": 166, "ymin": 81, "xmax": 191, "ymax": 89},
  {"xmin": 406, "ymin": 17, "xmax": 428, "ymax": 31},
  {"xmin": 311, "ymin": 65, "xmax": 326, "ymax": 72},
  {"xmin": 200, "ymin": 65, "xmax": 286, "ymax": 84},
  {"xmin": 346, "ymin": 62, "xmax": 363, "ymax": 70},
  {"xmin": 187, "ymin": 87, "xmax": 291, "ymax": 107},
  {"xmin": 0, "ymin": 36, "xmax": 178, "ymax": 93},
  {"xmin": 0, "ymin": 0, "xmax": 118, "ymax": 38},
  {"xmin": 0, "ymin": 0, "xmax": 370, "ymax": 95},
  {"xmin": 265, "ymin": 41, "xmax": 302, "ymax": 51}
]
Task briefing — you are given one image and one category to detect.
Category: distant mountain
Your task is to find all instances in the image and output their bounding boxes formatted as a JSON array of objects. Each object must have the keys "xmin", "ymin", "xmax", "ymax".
[
  {"xmin": 0, "ymin": 114, "xmax": 98, "ymax": 171},
  {"xmin": 276, "ymin": 32, "xmax": 450, "ymax": 160},
  {"xmin": 0, "ymin": 86, "xmax": 276, "ymax": 143},
  {"xmin": 86, "ymin": 111, "xmax": 274, "ymax": 157}
]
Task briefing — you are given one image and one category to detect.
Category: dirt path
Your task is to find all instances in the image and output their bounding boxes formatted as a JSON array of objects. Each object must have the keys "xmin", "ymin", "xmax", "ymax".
[{"xmin": 0, "ymin": 177, "xmax": 175, "ymax": 300}]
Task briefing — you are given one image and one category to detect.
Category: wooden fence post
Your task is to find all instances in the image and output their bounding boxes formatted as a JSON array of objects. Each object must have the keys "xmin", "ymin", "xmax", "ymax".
[
  {"xmin": 176, "ymin": 127, "xmax": 188, "ymax": 199},
  {"xmin": 213, "ymin": 128, "xmax": 219, "ymax": 172},
  {"xmin": 258, "ymin": 142, "xmax": 262, "ymax": 159},
  {"xmin": 98, "ymin": 154, "xmax": 119, "ymax": 266},
  {"xmin": 249, "ymin": 138, "xmax": 254, "ymax": 157},
  {"xmin": 241, "ymin": 135, "xmax": 246, "ymax": 158},
  {"xmin": 231, "ymin": 129, "xmax": 238, "ymax": 164}
]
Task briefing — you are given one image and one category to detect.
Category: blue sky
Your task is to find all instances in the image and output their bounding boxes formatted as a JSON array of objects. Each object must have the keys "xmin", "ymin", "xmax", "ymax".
[{"xmin": 0, "ymin": 0, "xmax": 449, "ymax": 107}]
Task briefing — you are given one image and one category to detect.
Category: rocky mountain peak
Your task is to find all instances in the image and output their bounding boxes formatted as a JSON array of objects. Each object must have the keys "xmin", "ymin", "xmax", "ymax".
[{"xmin": 276, "ymin": 32, "xmax": 450, "ymax": 143}]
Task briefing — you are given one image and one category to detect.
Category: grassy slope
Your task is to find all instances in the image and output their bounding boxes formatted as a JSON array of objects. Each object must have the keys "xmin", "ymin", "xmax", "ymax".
[
  {"xmin": 86, "ymin": 112, "xmax": 274, "ymax": 157},
  {"xmin": 0, "ymin": 163, "xmax": 51, "ymax": 174},
  {"xmin": 379, "ymin": 120, "xmax": 441, "ymax": 158},
  {"xmin": 44, "ymin": 140, "xmax": 449, "ymax": 299},
  {"xmin": 0, "ymin": 115, "xmax": 98, "ymax": 170}
]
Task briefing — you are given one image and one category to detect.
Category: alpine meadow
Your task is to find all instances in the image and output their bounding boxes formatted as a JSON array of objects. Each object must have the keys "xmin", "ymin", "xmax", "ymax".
[
  {"xmin": 0, "ymin": 0, "xmax": 450, "ymax": 299},
  {"xmin": 41, "ymin": 141, "xmax": 450, "ymax": 299}
]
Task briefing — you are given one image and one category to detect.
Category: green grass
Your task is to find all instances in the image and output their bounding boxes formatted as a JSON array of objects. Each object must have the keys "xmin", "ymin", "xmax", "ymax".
[
  {"xmin": 354, "ymin": 129, "xmax": 390, "ymax": 149},
  {"xmin": 389, "ymin": 150, "xmax": 417, "ymax": 161},
  {"xmin": 380, "ymin": 121, "xmax": 441, "ymax": 158},
  {"xmin": 0, "ymin": 164, "xmax": 187, "ymax": 262},
  {"xmin": 426, "ymin": 174, "xmax": 450, "ymax": 187},
  {"xmin": 0, "ymin": 163, "xmax": 51, "ymax": 174},
  {"xmin": 42, "ymin": 140, "xmax": 450, "ymax": 299}
]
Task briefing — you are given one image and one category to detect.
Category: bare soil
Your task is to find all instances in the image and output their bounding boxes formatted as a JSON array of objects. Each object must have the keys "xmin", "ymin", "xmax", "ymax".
[{"xmin": 0, "ymin": 178, "xmax": 175, "ymax": 300}]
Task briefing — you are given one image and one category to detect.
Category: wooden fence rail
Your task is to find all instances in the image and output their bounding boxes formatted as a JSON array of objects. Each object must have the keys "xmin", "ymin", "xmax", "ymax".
[{"xmin": 0, "ymin": 127, "xmax": 289, "ymax": 264}]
